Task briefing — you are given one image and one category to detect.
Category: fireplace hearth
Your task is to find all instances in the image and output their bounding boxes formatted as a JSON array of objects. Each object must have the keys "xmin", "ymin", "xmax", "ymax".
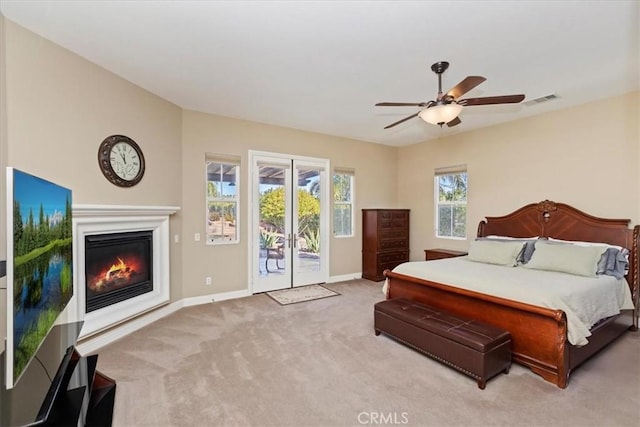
[{"xmin": 85, "ymin": 231, "xmax": 153, "ymax": 313}]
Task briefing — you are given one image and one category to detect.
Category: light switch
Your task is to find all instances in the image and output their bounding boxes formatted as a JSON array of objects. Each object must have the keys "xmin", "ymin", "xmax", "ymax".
[{"xmin": 194, "ymin": 233, "xmax": 201, "ymax": 241}]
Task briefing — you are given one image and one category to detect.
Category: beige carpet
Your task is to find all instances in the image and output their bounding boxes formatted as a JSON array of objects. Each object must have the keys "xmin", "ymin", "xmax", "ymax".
[
  {"xmin": 94, "ymin": 279, "xmax": 640, "ymax": 427},
  {"xmin": 266, "ymin": 284, "xmax": 339, "ymax": 305}
]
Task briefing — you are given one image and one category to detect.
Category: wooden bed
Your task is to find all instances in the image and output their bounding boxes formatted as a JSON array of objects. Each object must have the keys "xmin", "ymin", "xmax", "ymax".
[{"xmin": 384, "ymin": 200, "xmax": 639, "ymax": 388}]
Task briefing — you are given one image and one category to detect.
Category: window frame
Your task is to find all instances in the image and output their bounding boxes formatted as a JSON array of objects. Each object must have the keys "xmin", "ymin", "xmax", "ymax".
[
  {"xmin": 205, "ymin": 154, "xmax": 240, "ymax": 245},
  {"xmin": 434, "ymin": 167, "xmax": 467, "ymax": 240},
  {"xmin": 332, "ymin": 168, "xmax": 355, "ymax": 238}
]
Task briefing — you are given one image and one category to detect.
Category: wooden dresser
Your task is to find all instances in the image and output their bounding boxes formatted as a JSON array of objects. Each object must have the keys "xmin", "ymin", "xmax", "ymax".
[{"xmin": 362, "ymin": 209, "xmax": 410, "ymax": 281}]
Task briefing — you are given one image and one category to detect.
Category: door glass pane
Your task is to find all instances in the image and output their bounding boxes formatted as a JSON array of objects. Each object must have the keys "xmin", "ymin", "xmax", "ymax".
[
  {"xmin": 258, "ymin": 166, "xmax": 287, "ymax": 277},
  {"xmin": 297, "ymin": 168, "xmax": 321, "ymax": 274}
]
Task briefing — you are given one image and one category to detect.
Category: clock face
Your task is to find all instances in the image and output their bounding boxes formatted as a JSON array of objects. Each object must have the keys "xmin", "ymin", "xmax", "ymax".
[
  {"xmin": 110, "ymin": 141, "xmax": 142, "ymax": 180},
  {"xmin": 98, "ymin": 135, "xmax": 145, "ymax": 187}
]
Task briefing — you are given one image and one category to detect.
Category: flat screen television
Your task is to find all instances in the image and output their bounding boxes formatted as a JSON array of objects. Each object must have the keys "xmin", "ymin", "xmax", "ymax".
[{"xmin": 5, "ymin": 168, "xmax": 73, "ymax": 389}]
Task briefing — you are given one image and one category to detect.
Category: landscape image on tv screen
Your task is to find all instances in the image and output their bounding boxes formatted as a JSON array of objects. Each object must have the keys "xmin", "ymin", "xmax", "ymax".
[{"xmin": 6, "ymin": 168, "xmax": 73, "ymax": 388}]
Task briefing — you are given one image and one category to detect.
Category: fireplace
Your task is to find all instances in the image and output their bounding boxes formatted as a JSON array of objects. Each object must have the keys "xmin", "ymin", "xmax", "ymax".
[
  {"xmin": 72, "ymin": 204, "xmax": 178, "ymax": 340},
  {"xmin": 85, "ymin": 231, "xmax": 153, "ymax": 313}
]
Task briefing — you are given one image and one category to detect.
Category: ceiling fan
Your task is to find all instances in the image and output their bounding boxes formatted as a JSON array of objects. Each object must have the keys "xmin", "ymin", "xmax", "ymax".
[{"xmin": 375, "ymin": 61, "xmax": 525, "ymax": 129}]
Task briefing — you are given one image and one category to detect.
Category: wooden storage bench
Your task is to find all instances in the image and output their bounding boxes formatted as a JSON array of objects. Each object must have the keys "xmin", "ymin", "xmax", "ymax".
[{"xmin": 374, "ymin": 298, "xmax": 512, "ymax": 389}]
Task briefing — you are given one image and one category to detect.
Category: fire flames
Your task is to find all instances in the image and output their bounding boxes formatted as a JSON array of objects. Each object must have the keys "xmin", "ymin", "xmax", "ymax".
[
  {"xmin": 105, "ymin": 257, "xmax": 133, "ymax": 281},
  {"xmin": 90, "ymin": 256, "xmax": 137, "ymax": 292}
]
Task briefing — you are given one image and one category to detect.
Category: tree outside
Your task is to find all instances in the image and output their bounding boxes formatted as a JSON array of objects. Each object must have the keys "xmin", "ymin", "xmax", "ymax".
[
  {"xmin": 259, "ymin": 187, "xmax": 320, "ymax": 253},
  {"xmin": 437, "ymin": 173, "xmax": 467, "ymax": 238},
  {"xmin": 333, "ymin": 173, "xmax": 352, "ymax": 236},
  {"xmin": 206, "ymin": 173, "xmax": 238, "ymax": 242}
]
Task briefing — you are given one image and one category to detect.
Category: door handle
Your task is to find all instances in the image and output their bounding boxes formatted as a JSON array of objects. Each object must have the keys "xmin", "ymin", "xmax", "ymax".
[{"xmin": 293, "ymin": 233, "xmax": 297, "ymax": 249}]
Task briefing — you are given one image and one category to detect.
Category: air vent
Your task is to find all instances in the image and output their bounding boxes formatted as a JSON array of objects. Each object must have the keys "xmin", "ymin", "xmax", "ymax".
[{"xmin": 523, "ymin": 94, "xmax": 559, "ymax": 106}]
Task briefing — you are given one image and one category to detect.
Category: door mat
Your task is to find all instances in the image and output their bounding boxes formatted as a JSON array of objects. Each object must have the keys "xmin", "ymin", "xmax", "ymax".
[{"xmin": 266, "ymin": 284, "xmax": 340, "ymax": 305}]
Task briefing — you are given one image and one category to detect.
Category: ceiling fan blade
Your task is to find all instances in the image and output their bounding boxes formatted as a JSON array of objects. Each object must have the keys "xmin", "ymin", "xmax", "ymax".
[
  {"xmin": 460, "ymin": 94, "xmax": 525, "ymax": 106},
  {"xmin": 383, "ymin": 112, "xmax": 420, "ymax": 129},
  {"xmin": 446, "ymin": 76, "xmax": 486, "ymax": 99},
  {"xmin": 376, "ymin": 102, "xmax": 429, "ymax": 107},
  {"xmin": 446, "ymin": 116, "xmax": 462, "ymax": 127}
]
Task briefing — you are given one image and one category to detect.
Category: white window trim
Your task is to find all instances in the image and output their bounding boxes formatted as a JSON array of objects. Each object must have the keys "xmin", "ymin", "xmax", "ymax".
[
  {"xmin": 333, "ymin": 168, "xmax": 355, "ymax": 238},
  {"xmin": 434, "ymin": 167, "xmax": 467, "ymax": 240}
]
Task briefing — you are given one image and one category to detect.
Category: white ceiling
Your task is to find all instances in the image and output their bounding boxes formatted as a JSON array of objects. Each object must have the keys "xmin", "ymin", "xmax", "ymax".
[{"xmin": 1, "ymin": 1, "xmax": 638, "ymax": 147}]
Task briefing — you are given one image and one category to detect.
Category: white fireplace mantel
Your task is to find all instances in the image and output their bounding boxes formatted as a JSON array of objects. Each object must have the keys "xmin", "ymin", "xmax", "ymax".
[
  {"xmin": 73, "ymin": 204, "xmax": 180, "ymax": 218},
  {"xmin": 69, "ymin": 204, "xmax": 180, "ymax": 340}
]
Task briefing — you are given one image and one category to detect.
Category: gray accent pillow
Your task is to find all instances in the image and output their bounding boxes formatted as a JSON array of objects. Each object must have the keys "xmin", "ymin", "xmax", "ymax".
[
  {"xmin": 541, "ymin": 238, "xmax": 629, "ymax": 279},
  {"xmin": 596, "ymin": 247, "xmax": 629, "ymax": 279},
  {"xmin": 517, "ymin": 240, "xmax": 537, "ymax": 265}
]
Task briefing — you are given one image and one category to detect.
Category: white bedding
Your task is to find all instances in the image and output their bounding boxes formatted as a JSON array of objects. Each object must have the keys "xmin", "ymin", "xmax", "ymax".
[{"xmin": 387, "ymin": 257, "xmax": 634, "ymax": 346}]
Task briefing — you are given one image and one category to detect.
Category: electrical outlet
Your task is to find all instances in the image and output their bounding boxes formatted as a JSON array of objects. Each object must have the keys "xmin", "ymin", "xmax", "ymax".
[
  {"xmin": 205, "ymin": 276, "xmax": 212, "ymax": 286},
  {"xmin": 174, "ymin": 234, "xmax": 179, "ymax": 243},
  {"xmin": 194, "ymin": 233, "xmax": 201, "ymax": 241}
]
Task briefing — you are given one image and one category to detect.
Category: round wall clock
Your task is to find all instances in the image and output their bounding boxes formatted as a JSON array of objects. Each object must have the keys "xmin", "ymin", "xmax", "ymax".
[{"xmin": 98, "ymin": 135, "xmax": 146, "ymax": 187}]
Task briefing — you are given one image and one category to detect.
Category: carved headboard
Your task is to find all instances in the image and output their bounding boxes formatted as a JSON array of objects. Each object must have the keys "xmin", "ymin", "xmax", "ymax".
[{"xmin": 477, "ymin": 200, "xmax": 639, "ymax": 323}]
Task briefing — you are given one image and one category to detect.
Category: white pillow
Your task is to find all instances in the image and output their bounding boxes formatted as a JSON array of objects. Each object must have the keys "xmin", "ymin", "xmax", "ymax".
[
  {"xmin": 468, "ymin": 240, "xmax": 524, "ymax": 266},
  {"xmin": 523, "ymin": 242, "xmax": 607, "ymax": 277}
]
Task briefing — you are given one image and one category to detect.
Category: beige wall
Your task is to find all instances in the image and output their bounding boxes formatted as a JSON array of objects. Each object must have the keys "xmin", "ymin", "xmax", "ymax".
[
  {"xmin": 398, "ymin": 91, "xmax": 640, "ymax": 259},
  {"xmin": 0, "ymin": 14, "xmax": 184, "ymax": 334},
  {"xmin": 181, "ymin": 110, "xmax": 397, "ymax": 297}
]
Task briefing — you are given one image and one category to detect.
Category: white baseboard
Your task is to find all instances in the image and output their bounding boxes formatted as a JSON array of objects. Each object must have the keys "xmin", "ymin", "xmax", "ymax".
[
  {"xmin": 327, "ymin": 272, "xmax": 362, "ymax": 283},
  {"xmin": 76, "ymin": 277, "xmax": 360, "ymax": 354},
  {"xmin": 182, "ymin": 289, "xmax": 252, "ymax": 307}
]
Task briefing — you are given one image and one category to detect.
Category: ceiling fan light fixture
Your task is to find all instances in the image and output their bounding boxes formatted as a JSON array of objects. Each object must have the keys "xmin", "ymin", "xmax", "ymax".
[{"xmin": 419, "ymin": 103, "xmax": 463, "ymax": 126}]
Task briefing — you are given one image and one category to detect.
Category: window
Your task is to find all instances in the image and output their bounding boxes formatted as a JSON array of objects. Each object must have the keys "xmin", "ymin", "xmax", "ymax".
[
  {"xmin": 435, "ymin": 166, "xmax": 467, "ymax": 239},
  {"xmin": 206, "ymin": 154, "xmax": 240, "ymax": 244},
  {"xmin": 333, "ymin": 168, "xmax": 354, "ymax": 237}
]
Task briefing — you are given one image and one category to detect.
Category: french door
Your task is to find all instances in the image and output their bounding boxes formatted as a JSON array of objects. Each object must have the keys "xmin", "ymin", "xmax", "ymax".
[{"xmin": 250, "ymin": 152, "xmax": 329, "ymax": 293}]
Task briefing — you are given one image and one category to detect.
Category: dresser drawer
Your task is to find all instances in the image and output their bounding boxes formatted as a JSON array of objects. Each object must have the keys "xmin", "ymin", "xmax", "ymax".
[
  {"xmin": 392, "ymin": 218, "xmax": 408, "ymax": 228},
  {"xmin": 379, "ymin": 211, "xmax": 393, "ymax": 220},
  {"xmin": 378, "ymin": 252, "xmax": 409, "ymax": 264},
  {"xmin": 379, "ymin": 219, "xmax": 393, "ymax": 229},
  {"xmin": 379, "ymin": 228, "xmax": 408, "ymax": 240},
  {"xmin": 379, "ymin": 239, "xmax": 409, "ymax": 251},
  {"xmin": 379, "ymin": 219, "xmax": 408, "ymax": 229},
  {"xmin": 391, "ymin": 210, "xmax": 408, "ymax": 220}
]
